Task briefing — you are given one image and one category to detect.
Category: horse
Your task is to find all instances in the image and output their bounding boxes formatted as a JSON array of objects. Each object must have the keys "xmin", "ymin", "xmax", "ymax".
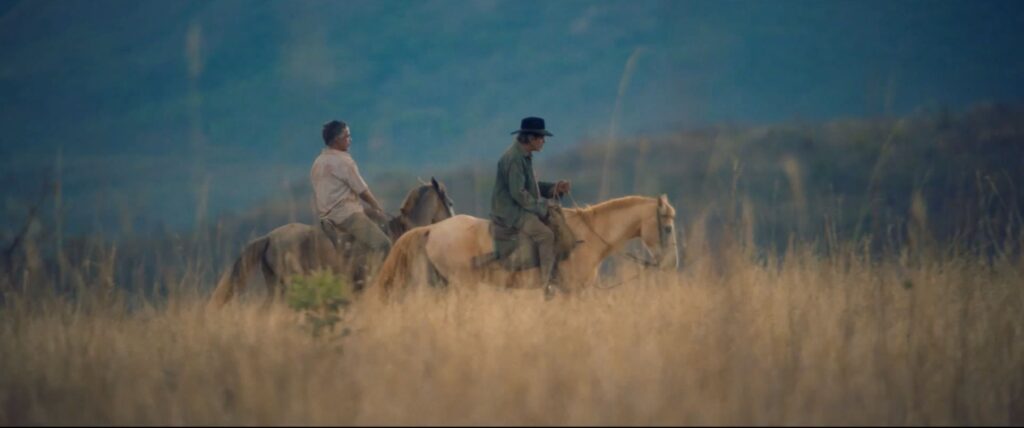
[
  {"xmin": 369, "ymin": 194, "xmax": 678, "ymax": 301},
  {"xmin": 208, "ymin": 177, "xmax": 455, "ymax": 309}
]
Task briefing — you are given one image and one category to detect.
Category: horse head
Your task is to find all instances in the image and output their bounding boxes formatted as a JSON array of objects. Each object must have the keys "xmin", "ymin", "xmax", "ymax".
[
  {"xmin": 638, "ymin": 194, "xmax": 679, "ymax": 270},
  {"xmin": 399, "ymin": 177, "xmax": 455, "ymax": 229},
  {"xmin": 428, "ymin": 176, "xmax": 456, "ymax": 222}
]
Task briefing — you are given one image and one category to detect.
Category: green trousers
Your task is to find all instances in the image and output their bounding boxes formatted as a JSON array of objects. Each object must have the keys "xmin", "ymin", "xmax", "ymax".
[{"xmin": 519, "ymin": 212, "xmax": 556, "ymax": 285}]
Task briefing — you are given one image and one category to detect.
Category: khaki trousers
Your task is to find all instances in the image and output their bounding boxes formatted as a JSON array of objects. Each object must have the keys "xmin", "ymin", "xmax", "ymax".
[{"xmin": 322, "ymin": 211, "xmax": 392, "ymax": 288}]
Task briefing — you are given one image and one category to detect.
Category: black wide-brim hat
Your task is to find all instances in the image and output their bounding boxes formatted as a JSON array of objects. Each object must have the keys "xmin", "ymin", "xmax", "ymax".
[{"xmin": 510, "ymin": 116, "xmax": 554, "ymax": 137}]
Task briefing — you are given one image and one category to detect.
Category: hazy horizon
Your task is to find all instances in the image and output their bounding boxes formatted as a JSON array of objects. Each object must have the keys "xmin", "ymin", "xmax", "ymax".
[{"xmin": 2, "ymin": 0, "xmax": 1022, "ymax": 235}]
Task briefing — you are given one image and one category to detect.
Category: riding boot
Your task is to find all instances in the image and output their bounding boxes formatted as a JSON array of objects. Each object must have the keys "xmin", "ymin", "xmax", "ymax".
[
  {"xmin": 351, "ymin": 264, "xmax": 367, "ymax": 292},
  {"xmin": 520, "ymin": 213, "xmax": 562, "ymax": 300},
  {"xmin": 362, "ymin": 251, "xmax": 387, "ymax": 290},
  {"xmin": 538, "ymin": 242, "xmax": 565, "ymax": 300}
]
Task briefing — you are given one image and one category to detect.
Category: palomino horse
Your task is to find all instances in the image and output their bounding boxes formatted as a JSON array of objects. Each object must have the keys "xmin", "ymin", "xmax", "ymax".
[
  {"xmin": 208, "ymin": 177, "xmax": 455, "ymax": 309},
  {"xmin": 370, "ymin": 194, "xmax": 678, "ymax": 300}
]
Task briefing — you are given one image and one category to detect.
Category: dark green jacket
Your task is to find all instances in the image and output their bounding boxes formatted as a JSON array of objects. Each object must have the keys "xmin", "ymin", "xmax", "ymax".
[{"xmin": 490, "ymin": 142, "xmax": 556, "ymax": 229}]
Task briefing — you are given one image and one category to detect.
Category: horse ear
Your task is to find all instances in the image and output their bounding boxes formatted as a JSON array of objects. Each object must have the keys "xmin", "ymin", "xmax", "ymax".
[
  {"xmin": 659, "ymin": 194, "xmax": 668, "ymax": 206},
  {"xmin": 431, "ymin": 176, "xmax": 440, "ymax": 190}
]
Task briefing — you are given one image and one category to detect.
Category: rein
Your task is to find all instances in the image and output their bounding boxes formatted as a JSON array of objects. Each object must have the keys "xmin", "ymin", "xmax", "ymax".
[
  {"xmin": 384, "ymin": 213, "xmax": 409, "ymax": 240},
  {"xmin": 563, "ymin": 191, "xmax": 615, "ymax": 250},
  {"xmin": 383, "ymin": 183, "xmax": 451, "ymax": 240}
]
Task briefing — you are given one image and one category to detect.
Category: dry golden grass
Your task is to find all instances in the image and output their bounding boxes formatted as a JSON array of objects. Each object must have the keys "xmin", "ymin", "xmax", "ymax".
[{"xmin": 2, "ymin": 244, "xmax": 1021, "ymax": 425}]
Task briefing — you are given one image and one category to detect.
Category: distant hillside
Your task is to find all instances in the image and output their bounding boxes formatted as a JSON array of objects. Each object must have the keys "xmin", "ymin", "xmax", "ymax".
[
  {"xmin": 4, "ymin": 102, "xmax": 1022, "ymax": 295},
  {"xmin": 212, "ymin": 102, "xmax": 1024, "ymax": 256},
  {"xmin": 4, "ymin": 1, "xmax": 1024, "ymax": 237}
]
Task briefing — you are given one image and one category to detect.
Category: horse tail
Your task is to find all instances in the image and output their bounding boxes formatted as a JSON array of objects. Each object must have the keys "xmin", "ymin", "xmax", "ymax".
[
  {"xmin": 208, "ymin": 235, "xmax": 271, "ymax": 310},
  {"xmin": 370, "ymin": 225, "xmax": 431, "ymax": 302}
]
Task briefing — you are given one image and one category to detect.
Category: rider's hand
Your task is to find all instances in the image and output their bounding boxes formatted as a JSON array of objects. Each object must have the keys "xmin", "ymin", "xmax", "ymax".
[
  {"xmin": 555, "ymin": 180, "xmax": 571, "ymax": 196},
  {"xmin": 367, "ymin": 207, "xmax": 387, "ymax": 222}
]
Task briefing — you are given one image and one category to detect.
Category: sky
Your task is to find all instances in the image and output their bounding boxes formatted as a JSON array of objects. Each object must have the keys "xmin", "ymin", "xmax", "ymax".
[{"xmin": 1, "ymin": 0, "xmax": 1022, "ymax": 234}]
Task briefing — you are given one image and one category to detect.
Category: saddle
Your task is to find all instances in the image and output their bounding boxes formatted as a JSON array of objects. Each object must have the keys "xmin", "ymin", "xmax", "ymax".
[{"xmin": 472, "ymin": 204, "xmax": 579, "ymax": 271}]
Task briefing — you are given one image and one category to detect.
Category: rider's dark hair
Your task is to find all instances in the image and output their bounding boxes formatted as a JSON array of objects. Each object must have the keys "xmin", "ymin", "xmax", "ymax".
[
  {"xmin": 322, "ymin": 120, "xmax": 348, "ymax": 145},
  {"xmin": 516, "ymin": 132, "xmax": 541, "ymax": 144}
]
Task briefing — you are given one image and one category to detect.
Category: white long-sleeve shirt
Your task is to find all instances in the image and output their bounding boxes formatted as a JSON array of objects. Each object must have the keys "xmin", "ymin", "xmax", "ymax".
[{"xmin": 310, "ymin": 147, "xmax": 369, "ymax": 224}]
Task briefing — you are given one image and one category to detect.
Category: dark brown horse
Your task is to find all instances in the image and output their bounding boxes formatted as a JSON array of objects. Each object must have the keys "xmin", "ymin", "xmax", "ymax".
[{"xmin": 208, "ymin": 177, "xmax": 454, "ymax": 309}]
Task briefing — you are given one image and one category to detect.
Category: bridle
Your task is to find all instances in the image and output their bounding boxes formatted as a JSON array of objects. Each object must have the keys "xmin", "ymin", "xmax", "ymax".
[
  {"xmin": 384, "ymin": 183, "xmax": 455, "ymax": 239},
  {"xmin": 564, "ymin": 191, "xmax": 674, "ymax": 271}
]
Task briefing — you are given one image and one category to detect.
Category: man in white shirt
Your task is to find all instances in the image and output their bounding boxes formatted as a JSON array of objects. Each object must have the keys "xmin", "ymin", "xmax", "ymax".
[{"xmin": 311, "ymin": 120, "xmax": 391, "ymax": 289}]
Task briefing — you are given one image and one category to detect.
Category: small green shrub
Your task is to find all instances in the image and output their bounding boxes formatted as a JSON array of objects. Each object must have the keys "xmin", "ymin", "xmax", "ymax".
[{"xmin": 286, "ymin": 269, "xmax": 352, "ymax": 337}]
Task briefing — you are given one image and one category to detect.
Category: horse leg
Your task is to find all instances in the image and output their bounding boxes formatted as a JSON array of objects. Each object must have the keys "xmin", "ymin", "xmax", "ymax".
[
  {"xmin": 427, "ymin": 258, "xmax": 449, "ymax": 288},
  {"xmin": 260, "ymin": 260, "xmax": 284, "ymax": 309}
]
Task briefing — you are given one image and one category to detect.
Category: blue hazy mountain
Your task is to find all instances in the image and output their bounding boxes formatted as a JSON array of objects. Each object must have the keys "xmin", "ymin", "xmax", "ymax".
[{"xmin": 1, "ymin": 0, "xmax": 1023, "ymax": 235}]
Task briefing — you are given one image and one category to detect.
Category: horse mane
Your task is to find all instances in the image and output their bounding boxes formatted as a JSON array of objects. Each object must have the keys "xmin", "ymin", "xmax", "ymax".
[
  {"xmin": 564, "ymin": 195, "xmax": 653, "ymax": 217},
  {"xmin": 399, "ymin": 185, "xmax": 431, "ymax": 215},
  {"xmin": 563, "ymin": 195, "xmax": 677, "ymax": 227}
]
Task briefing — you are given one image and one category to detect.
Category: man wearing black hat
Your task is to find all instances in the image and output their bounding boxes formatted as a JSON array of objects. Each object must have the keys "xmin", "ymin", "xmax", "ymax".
[{"xmin": 490, "ymin": 116, "xmax": 572, "ymax": 300}]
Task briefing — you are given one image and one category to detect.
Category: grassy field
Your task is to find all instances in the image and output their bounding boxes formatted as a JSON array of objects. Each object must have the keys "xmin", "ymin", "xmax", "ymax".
[
  {"xmin": 2, "ymin": 105, "xmax": 1022, "ymax": 424},
  {"xmin": 2, "ymin": 236, "xmax": 1021, "ymax": 425}
]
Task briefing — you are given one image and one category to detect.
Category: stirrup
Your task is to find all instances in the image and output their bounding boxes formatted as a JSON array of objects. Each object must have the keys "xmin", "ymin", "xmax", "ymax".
[
  {"xmin": 544, "ymin": 284, "xmax": 558, "ymax": 301},
  {"xmin": 544, "ymin": 281, "xmax": 568, "ymax": 299}
]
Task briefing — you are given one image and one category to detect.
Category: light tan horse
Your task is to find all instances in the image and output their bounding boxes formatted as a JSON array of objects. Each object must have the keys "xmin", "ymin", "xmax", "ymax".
[
  {"xmin": 370, "ymin": 194, "xmax": 678, "ymax": 300},
  {"xmin": 208, "ymin": 177, "xmax": 455, "ymax": 309}
]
